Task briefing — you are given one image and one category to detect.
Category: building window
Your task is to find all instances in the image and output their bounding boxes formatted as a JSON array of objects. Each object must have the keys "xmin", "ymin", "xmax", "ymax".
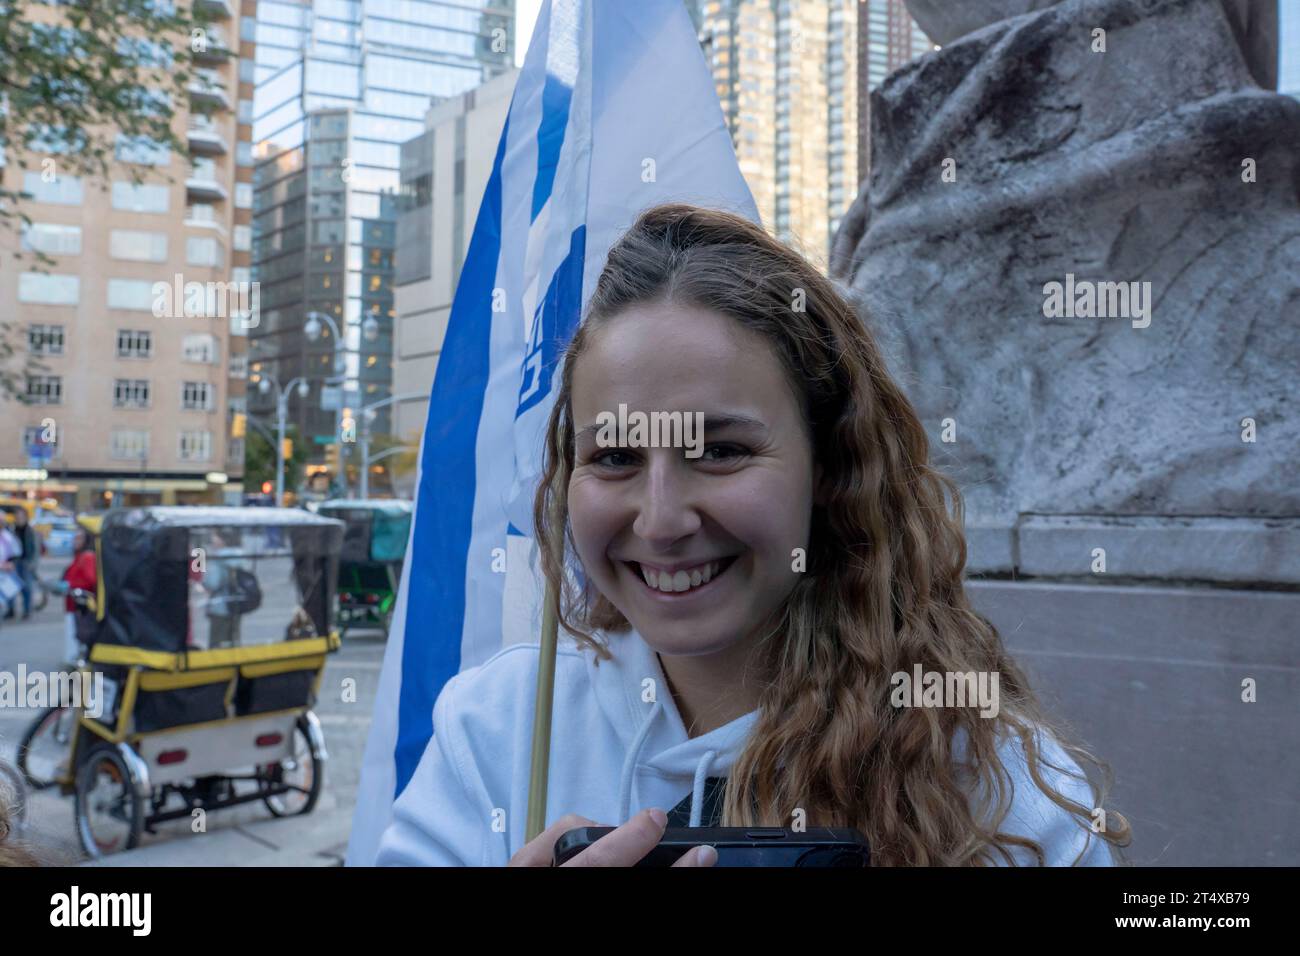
[
  {"xmin": 110, "ymin": 430, "xmax": 150, "ymax": 460},
  {"xmin": 235, "ymin": 182, "xmax": 253, "ymax": 208},
  {"xmin": 228, "ymin": 354, "xmax": 248, "ymax": 378},
  {"xmin": 111, "ymin": 181, "xmax": 170, "ymax": 213},
  {"xmin": 227, "ymin": 437, "xmax": 244, "ymax": 462},
  {"xmin": 26, "ymin": 375, "xmax": 63, "ymax": 405},
  {"xmin": 27, "ymin": 324, "xmax": 65, "ymax": 355},
  {"xmin": 21, "ymin": 223, "xmax": 81, "ymax": 256},
  {"xmin": 107, "ymin": 278, "xmax": 156, "ymax": 311},
  {"xmin": 115, "ymin": 133, "xmax": 171, "ymax": 166},
  {"xmin": 18, "ymin": 272, "xmax": 79, "ymax": 305},
  {"xmin": 233, "ymin": 224, "xmax": 251, "ymax": 250},
  {"xmin": 178, "ymin": 430, "xmax": 212, "ymax": 461},
  {"xmin": 182, "ymin": 333, "xmax": 218, "ymax": 364},
  {"xmin": 21, "ymin": 172, "xmax": 83, "ymax": 205},
  {"xmin": 181, "ymin": 381, "xmax": 214, "ymax": 410},
  {"xmin": 113, "ymin": 378, "xmax": 151, "ymax": 409},
  {"xmin": 110, "ymin": 229, "xmax": 168, "ymax": 262},
  {"xmin": 116, "ymin": 329, "xmax": 153, "ymax": 358},
  {"xmin": 186, "ymin": 236, "xmax": 223, "ymax": 267}
]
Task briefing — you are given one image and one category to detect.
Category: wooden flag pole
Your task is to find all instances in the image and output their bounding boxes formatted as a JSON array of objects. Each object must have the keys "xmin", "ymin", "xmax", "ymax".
[{"xmin": 525, "ymin": 577, "xmax": 560, "ymax": 842}]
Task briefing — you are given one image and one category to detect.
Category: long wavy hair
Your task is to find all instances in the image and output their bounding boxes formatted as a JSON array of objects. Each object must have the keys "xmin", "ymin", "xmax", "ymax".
[
  {"xmin": 0, "ymin": 762, "xmax": 37, "ymax": 867},
  {"xmin": 533, "ymin": 203, "xmax": 1130, "ymax": 865}
]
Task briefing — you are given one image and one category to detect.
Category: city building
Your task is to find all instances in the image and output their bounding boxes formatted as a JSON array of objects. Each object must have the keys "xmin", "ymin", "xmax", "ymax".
[
  {"xmin": 856, "ymin": 0, "xmax": 934, "ymax": 180},
  {"xmin": 390, "ymin": 68, "xmax": 517, "ymax": 498},
  {"xmin": 248, "ymin": 0, "xmax": 515, "ymax": 495},
  {"xmin": 695, "ymin": 0, "xmax": 859, "ymax": 265},
  {"xmin": 0, "ymin": 0, "xmax": 253, "ymax": 510}
]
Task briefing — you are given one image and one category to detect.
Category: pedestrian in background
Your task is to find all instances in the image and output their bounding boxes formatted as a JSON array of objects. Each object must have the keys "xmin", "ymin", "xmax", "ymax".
[
  {"xmin": 10, "ymin": 509, "xmax": 40, "ymax": 620},
  {"xmin": 61, "ymin": 528, "xmax": 97, "ymax": 666},
  {"xmin": 202, "ymin": 529, "xmax": 257, "ymax": 648},
  {"xmin": 0, "ymin": 523, "xmax": 22, "ymax": 623}
]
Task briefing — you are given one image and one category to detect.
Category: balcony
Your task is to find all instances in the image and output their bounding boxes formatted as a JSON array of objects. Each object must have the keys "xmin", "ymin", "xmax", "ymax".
[
  {"xmin": 188, "ymin": 69, "xmax": 230, "ymax": 111},
  {"xmin": 192, "ymin": 28, "xmax": 232, "ymax": 64},
  {"xmin": 186, "ymin": 115, "xmax": 228, "ymax": 155},
  {"xmin": 184, "ymin": 203, "xmax": 227, "ymax": 234},
  {"xmin": 186, "ymin": 159, "xmax": 227, "ymax": 203},
  {"xmin": 196, "ymin": 0, "xmax": 234, "ymax": 19}
]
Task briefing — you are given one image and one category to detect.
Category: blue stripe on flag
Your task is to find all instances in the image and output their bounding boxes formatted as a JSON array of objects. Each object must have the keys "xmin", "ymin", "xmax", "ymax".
[
  {"xmin": 393, "ymin": 116, "xmax": 512, "ymax": 799},
  {"xmin": 531, "ymin": 72, "xmax": 572, "ymax": 223}
]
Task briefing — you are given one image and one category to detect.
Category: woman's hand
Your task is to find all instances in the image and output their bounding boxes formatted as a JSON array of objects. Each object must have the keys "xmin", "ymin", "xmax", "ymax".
[{"xmin": 507, "ymin": 808, "xmax": 717, "ymax": 867}]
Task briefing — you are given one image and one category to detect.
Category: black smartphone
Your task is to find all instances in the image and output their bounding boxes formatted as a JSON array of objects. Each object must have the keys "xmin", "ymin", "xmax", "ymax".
[{"xmin": 552, "ymin": 826, "xmax": 870, "ymax": 867}]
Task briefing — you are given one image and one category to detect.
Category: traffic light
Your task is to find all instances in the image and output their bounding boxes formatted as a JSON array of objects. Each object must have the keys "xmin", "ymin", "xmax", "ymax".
[
  {"xmin": 324, "ymin": 442, "xmax": 339, "ymax": 475},
  {"xmin": 281, "ymin": 437, "xmax": 293, "ymax": 460},
  {"xmin": 231, "ymin": 413, "xmax": 246, "ymax": 439},
  {"xmin": 261, "ymin": 481, "xmax": 272, "ymax": 495}
]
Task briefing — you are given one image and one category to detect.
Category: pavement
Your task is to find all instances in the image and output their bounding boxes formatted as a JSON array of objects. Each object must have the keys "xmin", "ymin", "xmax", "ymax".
[
  {"xmin": 82, "ymin": 806, "xmax": 355, "ymax": 867},
  {"xmin": 0, "ymin": 582, "xmax": 388, "ymax": 867}
]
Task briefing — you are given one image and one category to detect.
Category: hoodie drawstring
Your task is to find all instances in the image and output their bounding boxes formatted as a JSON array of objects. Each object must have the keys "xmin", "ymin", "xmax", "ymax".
[
  {"xmin": 618, "ymin": 699, "xmax": 662, "ymax": 823},
  {"xmin": 619, "ymin": 700, "xmax": 723, "ymax": 828},
  {"xmin": 689, "ymin": 750, "xmax": 718, "ymax": 827}
]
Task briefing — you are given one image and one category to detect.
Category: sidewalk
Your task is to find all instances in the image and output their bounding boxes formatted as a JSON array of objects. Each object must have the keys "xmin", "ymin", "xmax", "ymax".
[{"xmin": 80, "ymin": 806, "xmax": 353, "ymax": 867}]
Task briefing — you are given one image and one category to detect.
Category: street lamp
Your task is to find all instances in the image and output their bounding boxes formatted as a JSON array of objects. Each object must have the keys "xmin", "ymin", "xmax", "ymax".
[
  {"xmin": 304, "ymin": 310, "xmax": 381, "ymax": 495},
  {"xmin": 257, "ymin": 372, "xmax": 310, "ymax": 506},
  {"xmin": 304, "ymin": 310, "xmax": 380, "ymax": 353},
  {"xmin": 354, "ymin": 391, "xmax": 427, "ymax": 499}
]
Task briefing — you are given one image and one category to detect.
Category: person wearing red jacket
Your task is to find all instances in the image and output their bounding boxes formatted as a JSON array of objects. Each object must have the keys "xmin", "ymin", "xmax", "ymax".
[{"xmin": 60, "ymin": 528, "xmax": 96, "ymax": 665}]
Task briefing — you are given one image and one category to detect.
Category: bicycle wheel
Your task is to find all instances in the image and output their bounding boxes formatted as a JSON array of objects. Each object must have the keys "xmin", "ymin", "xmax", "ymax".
[
  {"xmin": 17, "ymin": 705, "xmax": 73, "ymax": 790},
  {"xmin": 74, "ymin": 744, "xmax": 143, "ymax": 858},
  {"xmin": 262, "ymin": 717, "xmax": 323, "ymax": 817}
]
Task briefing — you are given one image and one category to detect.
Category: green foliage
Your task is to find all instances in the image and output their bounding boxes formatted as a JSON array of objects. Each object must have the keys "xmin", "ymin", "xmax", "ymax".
[
  {"xmin": 0, "ymin": 0, "xmax": 218, "ymax": 398},
  {"xmin": 244, "ymin": 422, "xmax": 310, "ymax": 493},
  {"xmin": 0, "ymin": 0, "xmax": 217, "ymax": 233}
]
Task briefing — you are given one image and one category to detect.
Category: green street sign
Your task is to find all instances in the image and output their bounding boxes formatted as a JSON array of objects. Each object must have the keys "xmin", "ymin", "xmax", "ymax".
[{"xmin": 313, "ymin": 435, "xmax": 336, "ymax": 445}]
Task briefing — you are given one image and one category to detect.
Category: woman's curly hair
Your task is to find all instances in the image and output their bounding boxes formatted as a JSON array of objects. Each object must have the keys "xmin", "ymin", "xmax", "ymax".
[{"xmin": 534, "ymin": 202, "xmax": 1130, "ymax": 865}]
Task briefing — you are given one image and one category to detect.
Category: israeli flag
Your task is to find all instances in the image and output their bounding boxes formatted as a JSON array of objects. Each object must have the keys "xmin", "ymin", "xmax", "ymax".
[{"xmin": 346, "ymin": 0, "xmax": 758, "ymax": 865}]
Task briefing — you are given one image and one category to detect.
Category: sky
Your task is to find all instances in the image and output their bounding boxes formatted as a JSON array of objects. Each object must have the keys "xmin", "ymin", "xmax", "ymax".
[
  {"xmin": 1281, "ymin": 1, "xmax": 1300, "ymax": 93},
  {"xmin": 512, "ymin": 0, "xmax": 1299, "ymax": 93},
  {"xmin": 515, "ymin": 0, "xmax": 542, "ymax": 68}
]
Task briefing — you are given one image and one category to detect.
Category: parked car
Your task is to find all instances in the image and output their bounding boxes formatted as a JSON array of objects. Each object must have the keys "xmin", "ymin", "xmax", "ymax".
[{"xmin": 42, "ymin": 513, "xmax": 80, "ymax": 559}]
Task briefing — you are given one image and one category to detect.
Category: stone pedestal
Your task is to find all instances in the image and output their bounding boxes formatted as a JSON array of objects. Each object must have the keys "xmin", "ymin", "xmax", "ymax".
[{"xmin": 832, "ymin": 0, "xmax": 1300, "ymax": 864}]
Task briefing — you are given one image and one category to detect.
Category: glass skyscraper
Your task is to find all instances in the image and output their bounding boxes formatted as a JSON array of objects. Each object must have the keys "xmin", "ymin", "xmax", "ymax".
[{"xmin": 249, "ymin": 0, "xmax": 515, "ymax": 488}]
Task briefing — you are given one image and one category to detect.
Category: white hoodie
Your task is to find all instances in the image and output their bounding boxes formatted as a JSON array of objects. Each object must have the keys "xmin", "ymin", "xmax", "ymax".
[{"xmin": 375, "ymin": 629, "xmax": 1114, "ymax": 866}]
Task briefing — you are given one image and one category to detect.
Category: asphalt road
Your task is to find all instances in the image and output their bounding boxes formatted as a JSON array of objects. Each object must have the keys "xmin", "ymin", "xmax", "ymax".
[{"xmin": 0, "ymin": 580, "xmax": 388, "ymax": 865}]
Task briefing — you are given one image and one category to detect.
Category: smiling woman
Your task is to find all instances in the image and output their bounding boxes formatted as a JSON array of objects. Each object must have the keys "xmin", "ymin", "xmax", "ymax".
[{"xmin": 376, "ymin": 203, "xmax": 1132, "ymax": 868}]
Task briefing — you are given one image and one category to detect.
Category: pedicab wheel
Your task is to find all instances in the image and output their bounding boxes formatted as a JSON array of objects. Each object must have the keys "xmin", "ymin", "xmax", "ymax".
[
  {"xmin": 74, "ymin": 744, "xmax": 144, "ymax": 859},
  {"xmin": 262, "ymin": 717, "xmax": 322, "ymax": 817},
  {"xmin": 17, "ymin": 704, "xmax": 73, "ymax": 791}
]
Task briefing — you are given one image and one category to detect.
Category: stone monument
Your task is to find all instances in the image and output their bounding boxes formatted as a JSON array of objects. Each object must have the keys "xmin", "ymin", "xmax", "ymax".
[{"xmin": 830, "ymin": 0, "xmax": 1299, "ymax": 865}]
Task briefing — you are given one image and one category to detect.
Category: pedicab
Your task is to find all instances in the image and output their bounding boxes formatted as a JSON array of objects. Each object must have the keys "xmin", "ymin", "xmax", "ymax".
[
  {"xmin": 16, "ymin": 506, "xmax": 344, "ymax": 858},
  {"xmin": 314, "ymin": 499, "xmax": 411, "ymax": 638}
]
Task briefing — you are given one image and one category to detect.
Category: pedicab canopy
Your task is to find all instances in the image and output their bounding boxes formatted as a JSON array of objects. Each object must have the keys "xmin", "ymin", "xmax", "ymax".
[
  {"xmin": 91, "ymin": 507, "xmax": 344, "ymax": 656},
  {"xmin": 315, "ymin": 499, "xmax": 412, "ymax": 564}
]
